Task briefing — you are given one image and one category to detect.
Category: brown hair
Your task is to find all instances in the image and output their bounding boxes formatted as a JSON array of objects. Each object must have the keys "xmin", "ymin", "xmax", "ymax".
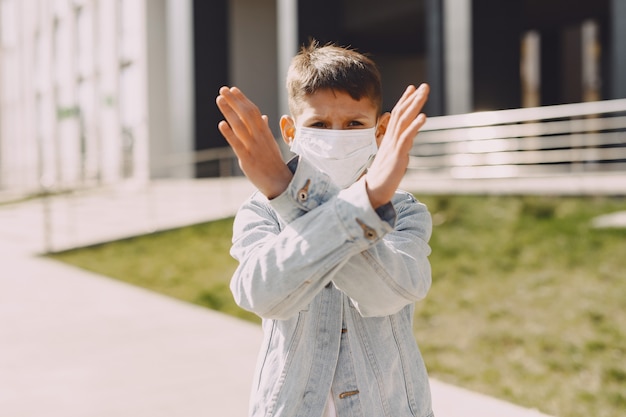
[{"xmin": 286, "ymin": 40, "xmax": 383, "ymax": 116}]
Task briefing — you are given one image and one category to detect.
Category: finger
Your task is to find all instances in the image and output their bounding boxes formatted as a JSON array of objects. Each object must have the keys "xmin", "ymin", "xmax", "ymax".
[
  {"xmin": 411, "ymin": 84, "xmax": 430, "ymax": 111},
  {"xmin": 401, "ymin": 84, "xmax": 429, "ymax": 110},
  {"xmin": 399, "ymin": 113, "xmax": 428, "ymax": 150},
  {"xmin": 216, "ymin": 93, "xmax": 238, "ymax": 120},
  {"xmin": 219, "ymin": 88, "xmax": 277, "ymax": 150},
  {"xmin": 387, "ymin": 88, "xmax": 424, "ymax": 135},
  {"xmin": 402, "ymin": 84, "xmax": 430, "ymax": 115},
  {"xmin": 222, "ymin": 87, "xmax": 268, "ymax": 133},
  {"xmin": 393, "ymin": 84, "xmax": 430, "ymax": 130},
  {"xmin": 409, "ymin": 113, "xmax": 428, "ymax": 137},
  {"xmin": 221, "ymin": 87, "xmax": 255, "ymax": 112},
  {"xmin": 416, "ymin": 113, "xmax": 428, "ymax": 129},
  {"xmin": 390, "ymin": 85, "xmax": 418, "ymax": 115},
  {"xmin": 381, "ymin": 95, "xmax": 428, "ymax": 153},
  {"xmin": 216, "ymin": 94, "xmax": 255, "ymax": 143},
  {"xmin": 397, "ymin": 84, "xmax": 417, "ymax": 104},
  {"xmin": 217, "ymin": 120, "xmax": 246, "ymax": 154}
]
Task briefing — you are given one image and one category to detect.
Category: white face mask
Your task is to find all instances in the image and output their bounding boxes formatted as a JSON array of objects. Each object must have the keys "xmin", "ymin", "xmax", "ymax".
[{"xmin": 290, "ymin": 126, "xmax": 378, "ymax": 188}]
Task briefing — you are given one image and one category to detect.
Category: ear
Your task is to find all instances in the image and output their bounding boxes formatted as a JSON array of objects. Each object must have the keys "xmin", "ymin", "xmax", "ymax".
[
  {"xmin": 375, "ymin": 112, "xmax": 391, "ymax": 147},
  {"xmin": 280, "ymin": 115, "xmax": 296, "ymax": 146}
]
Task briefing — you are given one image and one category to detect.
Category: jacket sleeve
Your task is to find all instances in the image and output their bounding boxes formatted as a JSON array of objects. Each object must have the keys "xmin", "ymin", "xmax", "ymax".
[
  {"xmin": 331, "ymin": 192, "xmax": 432, "ymax": 317},
  {"xmin": 229, "ymin": 157, "xmax": 432, "ymax": 320}
]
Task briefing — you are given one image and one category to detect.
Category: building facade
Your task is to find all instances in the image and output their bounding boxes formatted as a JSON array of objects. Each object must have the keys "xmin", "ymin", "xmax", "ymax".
[
  {"xmin": 0, "ymin": 0, "xmax": 193, "ymax": 196},
  {"xmin": 1, "ymin": 0, "xmax": 625, "ymax": 196}
]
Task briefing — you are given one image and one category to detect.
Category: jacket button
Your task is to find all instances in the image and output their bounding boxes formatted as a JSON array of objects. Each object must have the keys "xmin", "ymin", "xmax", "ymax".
[
  {"xmin": 356, "ymin": 218, "xmax": 377, "ymax": 240},
  {"xmin": 339, "ymin": 390, "xmax": 359, "ymax": 399},
  {"xmin": 297, "ymin": 179, "xmax": 311, "ymax": 202}
]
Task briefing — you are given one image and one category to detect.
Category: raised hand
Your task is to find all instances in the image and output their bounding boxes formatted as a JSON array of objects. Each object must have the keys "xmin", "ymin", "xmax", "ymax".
[
  {"xmin": 365, "ymin": 84, "xmax": 429, "ymax": 208},
  {"xmin": 216, "ymin": 87, "xmax": 293, "ymax": 199}
]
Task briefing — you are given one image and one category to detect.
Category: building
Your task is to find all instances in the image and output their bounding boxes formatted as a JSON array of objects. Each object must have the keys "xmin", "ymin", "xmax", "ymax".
[
  {"xmin": 0, "ymin": 0, "xmax": 194, "ymax": 196},
  {"xmin": 1, "ymin": 0, "xmax": 625, "ymax": 196}
]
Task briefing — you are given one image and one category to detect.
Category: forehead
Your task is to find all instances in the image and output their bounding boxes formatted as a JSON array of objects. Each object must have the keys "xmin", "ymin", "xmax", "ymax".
[{"xmin": 295, "ymin": 89, "xmax": 378, "ymax": 119}]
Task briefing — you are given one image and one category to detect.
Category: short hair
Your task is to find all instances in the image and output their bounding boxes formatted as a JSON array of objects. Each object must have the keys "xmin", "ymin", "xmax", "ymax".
[{"xmin": 286, "ymin": 40, "xmax": 383, "ymax": 116}]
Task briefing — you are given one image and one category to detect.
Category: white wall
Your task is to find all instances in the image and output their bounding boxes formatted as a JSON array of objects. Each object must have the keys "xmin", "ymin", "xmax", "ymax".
[
  {"xmin": 0, "ymin": 0, "xmax": 151, "ymax": 195},
  {"xmin": 0, "ymin": 0, "xmax": 39, "ymax": 191}
]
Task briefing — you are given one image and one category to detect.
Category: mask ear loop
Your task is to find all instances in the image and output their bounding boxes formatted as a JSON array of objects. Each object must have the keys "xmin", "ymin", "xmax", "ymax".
[{"xmin": 348, "ymin": 153, "xmax": 376, "ymax": 185}]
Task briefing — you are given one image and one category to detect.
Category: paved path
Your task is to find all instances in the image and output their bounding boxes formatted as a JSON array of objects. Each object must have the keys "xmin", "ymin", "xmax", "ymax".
[{"xmin": 0, "ymin": 177, "xmax": 565, "ymax": 416}]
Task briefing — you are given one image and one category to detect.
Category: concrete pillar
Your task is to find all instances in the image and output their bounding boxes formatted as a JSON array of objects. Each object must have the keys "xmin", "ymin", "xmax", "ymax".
[
  {"xmin": 610, "ymin": 0, "xmax": 626, "ymax": 99},
  {"xmin": 166, "ymin": 0, "xmax": 194, "ymax": 178},
  {"xmin": 277, "ymin": 0, "xmax": 298, "ymax": 117},
  {"xmin": 145, "ymin": 0, "xmax": 169, "ymax": 178},
  {"xmin": 443, "ymin": 0, "xmax": 472, "ymax": 114},
  {"xmin": 146, "ymin": 0, "xmax": 195, "ymax": 178},
  {"xmin": 230, "ymin": 0, "xmax": 278, "ymax": 137}
]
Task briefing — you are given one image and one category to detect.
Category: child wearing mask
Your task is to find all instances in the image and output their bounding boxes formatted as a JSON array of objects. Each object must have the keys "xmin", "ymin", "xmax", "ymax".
[{"xmin": 215, "ymin": 41, "xmax": 434, "ymax": 417}]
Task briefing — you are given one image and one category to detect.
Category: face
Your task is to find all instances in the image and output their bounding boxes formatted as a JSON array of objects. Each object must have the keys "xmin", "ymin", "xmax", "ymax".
[{"xmin": 280, "ymin": 89, "xmax": 390, "ymax": 147}]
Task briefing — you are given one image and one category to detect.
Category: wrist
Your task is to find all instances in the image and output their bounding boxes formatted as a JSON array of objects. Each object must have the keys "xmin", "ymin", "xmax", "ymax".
[
  {"xmin": 365, "ymin": 178, "xmax": 388, "ymax": 209},
  {"xmin": 263, "ymin": 168, "xmax": 293, "ymax": 200}
]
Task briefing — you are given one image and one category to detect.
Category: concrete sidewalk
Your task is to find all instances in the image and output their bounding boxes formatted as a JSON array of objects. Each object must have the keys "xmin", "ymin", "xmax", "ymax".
[{"xmin": 0, "ymin": 178, "xmax": 556, "ymax": 417}]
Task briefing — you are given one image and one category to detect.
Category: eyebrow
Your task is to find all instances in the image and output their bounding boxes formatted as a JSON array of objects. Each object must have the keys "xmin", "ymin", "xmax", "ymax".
[{"xmin": 307, "ymin": 111, "xmax": 371, "ymax": 120}]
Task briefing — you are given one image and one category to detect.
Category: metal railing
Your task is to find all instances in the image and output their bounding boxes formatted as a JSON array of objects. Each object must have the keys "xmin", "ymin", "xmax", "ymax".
[
  {"xmin": 408, "ymin": 99, "xmax": 626, "ymax": 179},
  {"xmin": 2, "ymin": 99, "xmax": 626, "ymax": 254}
]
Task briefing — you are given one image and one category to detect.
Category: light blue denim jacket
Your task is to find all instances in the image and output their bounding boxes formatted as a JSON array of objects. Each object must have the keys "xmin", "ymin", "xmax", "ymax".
[{"xmin": 230, "ymin": 157, "xmax": 434, "ymax": 417}]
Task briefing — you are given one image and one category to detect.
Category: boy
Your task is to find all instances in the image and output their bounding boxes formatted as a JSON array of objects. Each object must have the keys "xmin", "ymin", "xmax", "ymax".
[{"xmin": 216, "ymin": 41, "xmax": 433, "ymax": 417}]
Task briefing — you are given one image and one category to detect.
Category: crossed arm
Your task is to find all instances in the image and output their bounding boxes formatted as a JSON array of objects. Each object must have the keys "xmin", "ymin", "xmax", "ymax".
[
  {"xmin": 215, "ymin": 84, "xmax": 430, "ymax": 208},
  {"xmin": 229, "ymin": 185, "xmax": 432, "ymax": 320},
  {"xmin": 218, "ymin": 85, "xmax": 432, "ymax": 319}
]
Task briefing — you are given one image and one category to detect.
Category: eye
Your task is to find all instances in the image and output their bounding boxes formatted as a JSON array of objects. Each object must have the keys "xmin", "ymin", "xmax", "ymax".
[
  {"xmin": 309, "ymin": 121, "xmax": 327, "ymax": 128},
  {"xmin": 348, "ymin": 120, "xmax": 365, "ymax": 127}
]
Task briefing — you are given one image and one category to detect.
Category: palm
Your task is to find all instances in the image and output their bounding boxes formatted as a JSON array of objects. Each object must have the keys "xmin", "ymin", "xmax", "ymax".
[
  {"xmin": 216, "ymin": 87, "xmax": 293, "ymax": 199},
  {"xmin": 366, "ymin": 84, "xmax": 430, "ymax": 208}
]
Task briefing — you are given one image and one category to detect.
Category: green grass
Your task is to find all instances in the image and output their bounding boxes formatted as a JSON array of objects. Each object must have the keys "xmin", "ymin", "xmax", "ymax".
[
  {"xmin": 415, "ymin": 195, "xmax": 626, "ymax": 417},
  {"xmin": 48, "ymin": 195, "xmax": 626, "ymax": 417}
]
